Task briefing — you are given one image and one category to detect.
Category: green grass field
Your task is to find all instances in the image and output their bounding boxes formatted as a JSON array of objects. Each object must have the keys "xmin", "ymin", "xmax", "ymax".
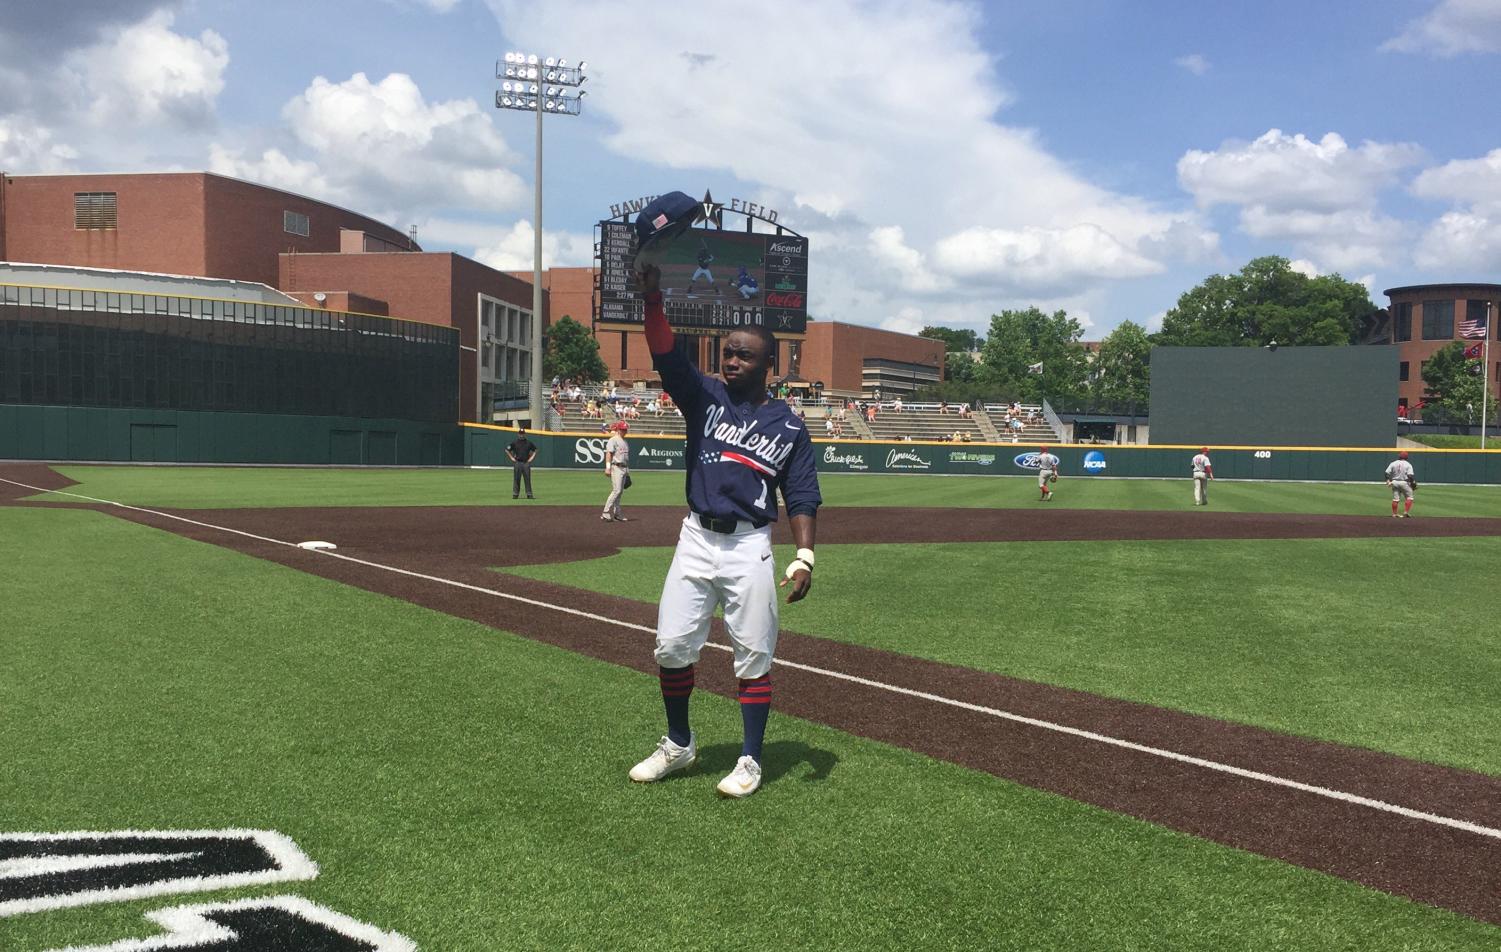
[
  {"xmin": 7, "ymin": 466, "xmax": 1501, "ymax": 948},
  {"xmin": 1406, "ymin": 434, "xmax": 1499, "ymax": 449},
  {"xmin": 27, "ymin": 464, "xmax": 1501, "ymax": 517},
  {"xmin": 509, "ymin": 537, "xmax": 1501, "ymax": 777},
  {"xmin": 4, "ymin": 504, "xmax": 1500, "ymax": 951}
]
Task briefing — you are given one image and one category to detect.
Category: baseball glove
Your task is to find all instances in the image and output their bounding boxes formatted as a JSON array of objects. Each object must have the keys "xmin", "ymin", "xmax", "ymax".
[
  {"xmin": 1049, "ymin": 473, "xmax": 1058, "ymax": 483},
  {"xmin": 1409, "ymin": 478, "xmax": 1418, "ymax": 491},
  {"xmin": 622, "ymin": 473, "xmax": 634, "ymax": 490}
]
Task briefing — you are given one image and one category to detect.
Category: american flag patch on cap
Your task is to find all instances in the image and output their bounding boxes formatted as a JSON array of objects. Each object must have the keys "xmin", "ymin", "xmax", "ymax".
[{"xmin": 652, "ymin": 213, "xmax": 669, "ymax": 231}]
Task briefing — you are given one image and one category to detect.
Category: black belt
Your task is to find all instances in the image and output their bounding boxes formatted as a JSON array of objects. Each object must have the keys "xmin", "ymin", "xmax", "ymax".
[{"xmin": 695, "ymin": 512, "xmax": 764, "ymax": 534}]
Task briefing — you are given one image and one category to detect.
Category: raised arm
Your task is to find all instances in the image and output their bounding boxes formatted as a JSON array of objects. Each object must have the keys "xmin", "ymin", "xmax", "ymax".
[{"xmin": 639, "ymin": 265, "xmax": 673, "ymax": 356}]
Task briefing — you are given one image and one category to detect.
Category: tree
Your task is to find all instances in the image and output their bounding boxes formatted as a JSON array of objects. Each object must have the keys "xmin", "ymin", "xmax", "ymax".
[
  {"xmin": 1422, "ymin": 342, "xmax": 1498, "ymax": 424},
  {"xmin": 1153, "ymin": 256, "xmax": 1377, "ymax": 348},
  {"xmin": 978, "ymin": 307, "xmax": 1090, "ymax": 405},
  {"xmin": 920, "ymin": 325, "xmax": 983, "ymax": 384},
  {"xmin": 1091, "ymin": 320, "xmax": 1151, "ymax": 410},
  {"xmin": 542, "ymin": 315, "xmax": 607, "ymax": 384}
]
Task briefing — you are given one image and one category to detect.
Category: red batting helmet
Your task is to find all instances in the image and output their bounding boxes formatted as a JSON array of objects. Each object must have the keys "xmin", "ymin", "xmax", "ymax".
[
  {"xmin": 616, "ymin": 421, "xmax": 629, "ymax": 433},
  {"xmin": 1399, "ymin": 450, "xmax": 1409, "ymax": 459},
  {"xmin": 1201, "ymin": 446, "xmax": 1209, "ymax": 453}
]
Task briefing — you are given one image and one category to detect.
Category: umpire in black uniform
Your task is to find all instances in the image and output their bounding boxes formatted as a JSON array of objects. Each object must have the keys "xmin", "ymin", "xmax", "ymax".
[{"xmin": 506, "ymin": 428, "xmax": 537, "ymax": 499}]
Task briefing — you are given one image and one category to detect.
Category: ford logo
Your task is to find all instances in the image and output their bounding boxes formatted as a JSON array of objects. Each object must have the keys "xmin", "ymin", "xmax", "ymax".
[
  {"xmin": 1083, "ymin": 450, "xmax": 1107, "ymax": 472},
  {"xmin": 1013, "ymin": 453, "xmax": 1042, "ymax": 469}
]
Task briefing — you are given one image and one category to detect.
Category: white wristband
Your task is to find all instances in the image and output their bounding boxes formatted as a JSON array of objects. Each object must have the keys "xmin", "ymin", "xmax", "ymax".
[
  {"xmin": 784, "ymin": 559, "xmax": 812, "ymax": 580},
  {"xmin": 794, "ymin": 547, "xmax": 815, "ymax": 568}
]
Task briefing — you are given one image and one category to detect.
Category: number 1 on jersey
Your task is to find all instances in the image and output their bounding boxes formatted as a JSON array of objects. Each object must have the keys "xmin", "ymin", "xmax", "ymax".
[{"xmin": 754, "ymin": 478, "xmax": 769, "ymax": 510}]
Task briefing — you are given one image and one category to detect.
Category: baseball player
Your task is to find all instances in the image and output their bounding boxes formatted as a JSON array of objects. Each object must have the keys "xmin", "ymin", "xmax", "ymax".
[
  {"xmin": 733, "ymin": 265, "xmax": 759, "ymax": 300},
  {"xmin": 689, "ymin": 239, "xmax": 715, "ymax": 290},
  {"xmin": 1036, "ymin": 445, "xmax": 1060, "ymax": 501},
  {"xmin": 601, "ymin": 422, "xmax": 631, "ymax": 522},
  {"xmin": 627, "ymin": 263, "xmax": 821, "ymax": 799},
  {"xmin": 1386, "ymin": 450, "xmax": 1416, "ymax": 518},
  {"xmin": 1191, "ymin": 446, "xmax": 1213, "ymax": 506}
]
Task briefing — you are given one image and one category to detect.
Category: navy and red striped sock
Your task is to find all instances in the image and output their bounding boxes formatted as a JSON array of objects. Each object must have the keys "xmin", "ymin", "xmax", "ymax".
[
  {"xmin": 659, "ymin": 665, "xmax": 694, "ymax": 747},
  {"xmin": 738, "ymin": 674, "xmax": 772, "ymax": 761}
]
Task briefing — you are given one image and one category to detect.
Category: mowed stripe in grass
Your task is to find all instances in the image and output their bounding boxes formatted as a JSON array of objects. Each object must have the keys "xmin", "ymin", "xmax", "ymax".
[
  {"xmin": 4, "ymin": 508, "xmax": 1499, "ymax": 950},
  {"xmin": 39, "ymin": 464, "xmax": 1501, "ymax": 517},
  {"xmin": 508, "ymin": 537, "xmax": 1501, "ymax": 778}
]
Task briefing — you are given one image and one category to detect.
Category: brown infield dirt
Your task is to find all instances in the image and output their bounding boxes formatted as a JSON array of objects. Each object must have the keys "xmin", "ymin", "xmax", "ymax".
[{"xmin": 8, "ymin": 461, "xmax": 1501, "ymax": 927}]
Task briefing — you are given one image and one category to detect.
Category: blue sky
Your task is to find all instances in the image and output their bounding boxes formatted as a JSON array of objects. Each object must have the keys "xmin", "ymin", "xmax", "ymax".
[{"xmin": 2, "ymin": 0, "xmax": 1500, "ymax": 340}]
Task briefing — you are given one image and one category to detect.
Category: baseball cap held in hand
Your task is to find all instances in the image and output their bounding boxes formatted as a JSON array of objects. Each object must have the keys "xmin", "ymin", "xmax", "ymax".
[{"xmin": 633, "ymin": 191, "xmax": 703, "ymax": 270}]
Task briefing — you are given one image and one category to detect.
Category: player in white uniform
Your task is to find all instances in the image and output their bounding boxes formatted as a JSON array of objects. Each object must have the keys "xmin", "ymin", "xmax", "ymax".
[
  {"xmin": 601, "ymin": 422, "xmax": 631, "ymax": 522},
  {"xmin": 1036, "ymin": 446, "xmax": 1060, "ymax": 501},
  {"xmin": 1191, "ymin": 447, "xmax": 1213, "ymax": 506},
  {"xmin": 1385, "ymin": 450, "xmax": 1416, "ymax": 518}
]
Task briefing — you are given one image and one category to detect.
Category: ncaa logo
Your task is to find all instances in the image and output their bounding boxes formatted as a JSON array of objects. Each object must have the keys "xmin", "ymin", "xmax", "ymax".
[{"xmin": 1083, "ymin": 450, "xmax": 1108, "ymax": 472}]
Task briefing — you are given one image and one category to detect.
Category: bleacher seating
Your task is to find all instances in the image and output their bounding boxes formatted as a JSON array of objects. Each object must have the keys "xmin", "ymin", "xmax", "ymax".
[
  {"xmin": 862, "ymin": 402, "xmax": 988, "ymax": 442},
  {"xmin": 985, "ymin": 404, "xmax": 1060, "ymax": 444}
]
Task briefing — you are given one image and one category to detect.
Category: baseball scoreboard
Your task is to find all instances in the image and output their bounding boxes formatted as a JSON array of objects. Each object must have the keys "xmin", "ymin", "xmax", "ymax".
[{"xmin": 597, "ymin": 220, "xmax": 809, "ymax": 335}]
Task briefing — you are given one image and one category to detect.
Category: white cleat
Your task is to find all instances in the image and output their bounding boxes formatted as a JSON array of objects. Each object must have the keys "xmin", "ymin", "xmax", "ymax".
[
  {"xmin": 629, "ymin": 734, "xmax": 696, "ymax": 783},
  {"xmin": 716, "ymin": 755, "xmax": 763, "ymax": 798}
]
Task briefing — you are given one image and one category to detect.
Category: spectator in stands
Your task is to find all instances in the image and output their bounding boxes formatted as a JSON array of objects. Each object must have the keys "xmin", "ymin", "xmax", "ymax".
[
  {"xmin": 938, "ymin": 401, "xmax": 949, "ymax": 415},
  {"xmin": 892, "ymin": 397, "xmax": 904, "ymax": 413},
  {"xmin": 647, "ymin": 398, "xmax": 662, "ymax": 416},
  {"xmin": 960, "ymin": 432, "xmax": 972, "ymax": 443},
  {"xmin": 1009, "ymin": 416, "xmax": 1023, "ymax": 442},
  {"xmin": 825, "ymin": 417, "xmax": 836, "ymax": 436}
]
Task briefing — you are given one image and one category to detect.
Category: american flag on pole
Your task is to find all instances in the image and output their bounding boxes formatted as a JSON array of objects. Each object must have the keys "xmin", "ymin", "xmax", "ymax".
[{"xmin": 1459, "ymin": 306, "xmax": 1489, "ymax": 339}]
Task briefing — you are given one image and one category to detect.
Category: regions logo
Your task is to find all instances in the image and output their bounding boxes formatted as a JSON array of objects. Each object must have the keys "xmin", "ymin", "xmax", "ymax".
[
  {"xmin": 1013, "ymin": 452, "xmax": 1042, "ymax": 470},
  {"xmin": 1083, "ymin": 450, "xmax": 1108, "ymax": 472},
  {"xmin": 638, "ymin": 446, "xmax": 684, "ymax": 458},
  {"xmin": 822, "ymin": 446, "xmax": 869, "ymax": 470},
  {"xmin": 885, "ymin": 449, "xmax": 931, "ymax": 470},
  {"xmin": 949, "ymin": 451, "xmax": 997, "ymax": 466}
]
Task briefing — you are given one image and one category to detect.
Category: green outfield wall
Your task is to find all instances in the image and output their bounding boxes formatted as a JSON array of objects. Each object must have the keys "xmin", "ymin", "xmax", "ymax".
[
  {"xmin": 0, "ymin": 404, "xmax": 460, "ymax": 465},
  {"xmin": 462, "ymin": 424, "xmax": 1501, "ymax": 485}
]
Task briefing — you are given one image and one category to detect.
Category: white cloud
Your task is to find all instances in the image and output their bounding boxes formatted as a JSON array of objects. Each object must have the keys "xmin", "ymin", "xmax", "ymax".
[
  {"xmin": 932, "ymin": 224, "xmax": 1164, "ymax": 295},
  {"xmin": 1412, "ymin": 147, "xmax": 1501, "ymax": 208},
  {"xmin": 1178, "ymin": 129, "xmax": 1422, "ymax": 271},
  {"xmin": 0, "ymin": 118, "xmax": 79, "ymax": 171},
  {"xmin": 468, "ymin": 219, "xmax": 596, "ymax": 271},
  {"xmin": 1382, "ymin": 0, "xmax": 1501, "ymax": 56},
  {"xmin": 1178, "ymin": 129, "xmax": 1422, "ymax": 213},
  {"xmin": 1144, "ymin": 310, "xmax": 1166, "ymax": 333},
  {"xmin": 1288, "ymin": 258, "xmax": 1321, "ymax": 278},
  {"xmin": 1414, "ymin": 210, "xmax": 1501, "ymax": 271},
  {"xmin": 486, "ymin": 0, "xmax": 1216, "ymax": 324},
  {"xmin": 1174, "ymin": 53, "xmax": 1210, "ymax": 75},
  {"xmin": 210, "ymin": 72, "xmax": 528, "ymax": 222},
  {"xmin": 71, "ymin": 10, "xmax": 229, "ymax": 129}
]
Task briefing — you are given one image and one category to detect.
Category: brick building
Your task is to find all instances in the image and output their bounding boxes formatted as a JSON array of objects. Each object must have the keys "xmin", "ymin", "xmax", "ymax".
[
  {"xmin": 0, "ymin": 171, "xmax": 544, "ymax": 422},
  {"xmin": 1384, "ymin": 283, "xmax": 1500, "ymax": 414},
  {"xmin": 512, "ymin": 266, "xmax": 944, "ymax": 397}
]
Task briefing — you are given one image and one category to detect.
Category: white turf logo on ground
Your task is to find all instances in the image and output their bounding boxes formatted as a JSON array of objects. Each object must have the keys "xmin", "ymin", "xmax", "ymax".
[
  {"xmin": 0, "ymin": 830, "xmax": 315, "ymax": 917},
  {"xmin": 884, "ymin": 449, "xmax": 931, "ymax": 470},
  {"xmin": 1, "ymin": 829, "xmax": 412, "ymax": 949}
]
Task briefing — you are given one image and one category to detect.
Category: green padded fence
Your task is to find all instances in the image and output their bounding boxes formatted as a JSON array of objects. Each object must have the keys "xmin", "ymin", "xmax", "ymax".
[
  {"xmin": 0, "ymin": 404, "xmax": 461, "ymax": 466},
  {"xmin": 461, "ymin": 424, "xmax": 1501, "ymax": 485}
]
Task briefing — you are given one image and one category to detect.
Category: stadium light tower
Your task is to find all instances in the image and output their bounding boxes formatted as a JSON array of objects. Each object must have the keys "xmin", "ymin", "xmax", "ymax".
[{"xmin": 496, "ymin": 52, "xmax": 588, "ymax": 427}]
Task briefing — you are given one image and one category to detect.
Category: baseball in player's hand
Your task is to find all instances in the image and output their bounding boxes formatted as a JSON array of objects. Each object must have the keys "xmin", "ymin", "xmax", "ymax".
[{"xmin": 780, "ymin": 569, "xmax": 812, "ymax": 603}]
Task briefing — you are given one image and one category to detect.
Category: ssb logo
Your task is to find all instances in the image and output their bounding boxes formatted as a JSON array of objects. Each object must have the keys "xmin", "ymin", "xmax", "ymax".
[
  {"xmin": 574, "ymin": 438, "xmax": 607, "ymax": 464},
  {"xmin": 1083, "ymin": 450, "xmax": 1108, "ymax": 472}
]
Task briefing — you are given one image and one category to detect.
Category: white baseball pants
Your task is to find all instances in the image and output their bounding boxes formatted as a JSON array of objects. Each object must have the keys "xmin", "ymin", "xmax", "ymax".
[
  {"xmin": 1193, "ymin": 474, "xmax": 1209, "ymax": 505},
  {"xmin": 655, "ymin": 514, "xmax": 778, "ymax": 679}
]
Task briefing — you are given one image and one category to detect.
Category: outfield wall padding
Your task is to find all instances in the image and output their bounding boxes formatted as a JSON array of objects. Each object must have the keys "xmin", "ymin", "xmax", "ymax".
[
  {"xmin": 0, "ymin": 404, "xmax": 460, "ymax": 465},
  {"xmin": 461, "ymin": 424, "xmax": 1501, "ymax": 485}
]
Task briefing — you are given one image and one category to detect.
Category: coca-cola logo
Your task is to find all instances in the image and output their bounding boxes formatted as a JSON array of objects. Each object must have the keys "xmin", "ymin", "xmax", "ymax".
[
  {"xmin": 767, "ymin": 241, "xmax": 805, "ymax": 255},
  {"xmin": 766, "ymin": 292, "xmax": 804, "ymax": 308}
]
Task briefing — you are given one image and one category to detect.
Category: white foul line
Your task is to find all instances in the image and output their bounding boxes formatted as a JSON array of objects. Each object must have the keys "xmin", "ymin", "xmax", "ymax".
[{"xmin": 7, "ymin": 476, "xmax": 1501, "ymax": 843}]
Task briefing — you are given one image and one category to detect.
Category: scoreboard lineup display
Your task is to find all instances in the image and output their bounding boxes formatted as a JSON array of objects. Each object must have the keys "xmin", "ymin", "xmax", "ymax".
[{"xmin": 598, "ymin": 220, "xmax": 809, "ymax": 335}]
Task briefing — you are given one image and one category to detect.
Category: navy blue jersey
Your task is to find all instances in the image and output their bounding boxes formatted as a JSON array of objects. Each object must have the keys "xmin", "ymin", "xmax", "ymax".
[{"xmin": 653, "ymin": 347, "xmax": 821, "ymax": 525}]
